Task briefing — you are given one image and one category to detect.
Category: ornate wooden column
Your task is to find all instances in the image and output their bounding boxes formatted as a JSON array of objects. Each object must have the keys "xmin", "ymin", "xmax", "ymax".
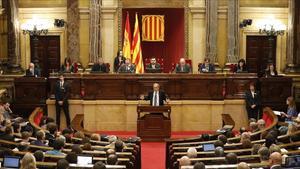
[
  {"xmin": 6, "ymin": 0, "xmax": 21, "ymax": 73},
  {"xmin": 89, "ymin": 0, "xmax": 102, "ymax": 63},
  {"xmin": 225, "ymin": 0, "xmax": 239, "ymax": 70},
  {"xmin": 67, "ymin": 0, "xmax": 80, "ymax": 62},
  {"xmin": 286, "ymin": 0, "xmax": 300, "ymax": 73},
  {"xmin": 205, "ymin": 0, "xmax": 219, "ymax": 67}
]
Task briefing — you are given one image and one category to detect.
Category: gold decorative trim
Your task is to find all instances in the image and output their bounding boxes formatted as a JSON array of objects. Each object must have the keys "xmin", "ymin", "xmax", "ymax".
[{"xmin": 118, "ymin": 0, "xmax": 122, "ymax": 50}]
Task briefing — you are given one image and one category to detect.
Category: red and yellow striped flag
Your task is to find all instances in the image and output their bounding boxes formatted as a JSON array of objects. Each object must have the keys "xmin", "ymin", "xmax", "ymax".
[
  {"xmin": 122, "ymin": 12, "xmax": 132, "ymax": 59},
  {"xmin": 132, "ymin": 13, "xmax": 144, "ymax": 74},
  {"xmin": 142, "ymin": 15, "xmax": 165, "ymax": 41}
]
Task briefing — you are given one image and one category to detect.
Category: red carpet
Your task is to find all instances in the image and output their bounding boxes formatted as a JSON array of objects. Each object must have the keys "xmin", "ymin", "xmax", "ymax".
[{"xmin": 96, "ymin": 131, "xmax": 214, "ymax": 169}]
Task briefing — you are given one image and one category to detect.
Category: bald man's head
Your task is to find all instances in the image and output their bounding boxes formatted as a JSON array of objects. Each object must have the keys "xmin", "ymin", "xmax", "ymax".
[
  {"xmin": 269, "ymin": 152, "xmax": 282, "ymax": 166},
  {"xmin": 237, "ymin": 162, "xmax": 250, "ymax": 169},
  {"xmin": 153, "ymin": 83, "xmax": 160, "ymax": 91}
]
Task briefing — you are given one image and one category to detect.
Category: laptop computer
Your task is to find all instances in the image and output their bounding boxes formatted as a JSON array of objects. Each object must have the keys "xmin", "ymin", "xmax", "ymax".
[
  {"xmin": 3, "ymin": 156, "xmax": 20, "ymax": 169},
  {"xmin": 283, "ymin": 155, "xmax": 300, "ymax": 168},
  {"xmin": 203, "ymin": 143, "xmax": 215, "ymax": 152},
  {"xmin": 77, "ymin": 155, "xmax": 93, "ymax": 166}
]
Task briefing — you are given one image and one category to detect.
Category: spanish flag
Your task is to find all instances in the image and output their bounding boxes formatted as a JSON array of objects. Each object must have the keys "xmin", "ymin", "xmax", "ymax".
[
  {"xmin": 132, "ymin": 13, "xmax": 144, "ymax": 74},
  {"xmin": 122, "ymin": 12, "xmax": 132, "ymax": 59}
]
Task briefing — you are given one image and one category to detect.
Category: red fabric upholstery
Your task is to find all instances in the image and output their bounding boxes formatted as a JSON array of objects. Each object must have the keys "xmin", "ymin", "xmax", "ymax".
[
  {"xmin": 262, "ymin": 111, "xmax": 273, "ymax": 127},
  {"xmin": 34, "ymin": 111, "xmax": 44, "ymax": 126}
]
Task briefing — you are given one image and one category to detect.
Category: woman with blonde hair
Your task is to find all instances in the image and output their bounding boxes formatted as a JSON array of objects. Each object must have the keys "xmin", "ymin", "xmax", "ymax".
[
  {"xmin": 21, "ymin": 152, "xmax": 37, "ymax": 169},
  {"xmin": 281, "ymin": 96, "xmax": 298, "ymax": 121}
]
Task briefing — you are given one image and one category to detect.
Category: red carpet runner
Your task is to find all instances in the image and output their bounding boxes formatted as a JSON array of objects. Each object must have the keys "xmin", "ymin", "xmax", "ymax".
[{"xmin": 97, "ymin": 131, "xmax": 213, "ymax": 169}]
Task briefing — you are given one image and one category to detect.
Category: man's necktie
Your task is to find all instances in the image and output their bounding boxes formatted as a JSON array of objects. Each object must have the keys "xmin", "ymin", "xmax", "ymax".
[{"xmin": 154, "ymin": 92, "xmax": 158, "ymax": 106}]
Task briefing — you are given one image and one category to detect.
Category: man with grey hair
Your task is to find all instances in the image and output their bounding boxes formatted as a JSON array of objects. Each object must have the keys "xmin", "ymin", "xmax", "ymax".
[
  {"xmin": 215, "ymin": 146, "xmax": 224, "ymax": 157},
  {"xmin": 187, "ymin": 147, "xmax": 198, "ymax": 158},
  {"xmin": 179, "ymin": 156, "xmax": 191, "ymax": 167},
  {"xmin": 237, "ymin": 162, "xmax": 250, "ymax": 169},
  {"xmin": 257, "ymin": 119, "xmax": 266, "ymax": 130},
  {"xmin": 140, "ymin": 83, "xmax": 169, "ymax": 106},
  {"xmin": 269, "ymin": 152, "xmax": 282, "ymax": 169},
  {"xmin": 25, "ymin": 62, "xmax": 41, "ymax": 77},
  {"xmin": 175, "ymin": 58, "xmax": 191, "ymax": 73},
  {"xmin": 258, "ymin": 147, "xmax": 270, "ymax": 163}
]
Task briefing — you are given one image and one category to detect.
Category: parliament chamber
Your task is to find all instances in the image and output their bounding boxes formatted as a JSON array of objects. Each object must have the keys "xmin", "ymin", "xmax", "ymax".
[{"xmin": 1, "ymin": 0, "xmax": 300, "ymax": 169}]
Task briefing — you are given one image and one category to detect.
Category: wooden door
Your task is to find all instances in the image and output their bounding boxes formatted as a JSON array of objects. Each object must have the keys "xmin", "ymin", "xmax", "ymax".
[
  {"xmin": 246, "ymin": 36, "xmax": 276, "ymax": 76},
  {"xmin": 30, "ymin": 36, "xmax": 60, "ymax": 77}
]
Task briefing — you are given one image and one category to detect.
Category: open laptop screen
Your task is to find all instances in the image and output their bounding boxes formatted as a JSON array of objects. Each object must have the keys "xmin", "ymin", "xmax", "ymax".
[
  {"xmin": 203, "ymin": 143, "xmax": 215, "ymax": 152},
  {"xmin": 3, "ymin": 156, "xmax": 20, "ymax": 168},
  {"xmin": 77, "ymin": 155, "xmax": 93, "ymax": 165}
]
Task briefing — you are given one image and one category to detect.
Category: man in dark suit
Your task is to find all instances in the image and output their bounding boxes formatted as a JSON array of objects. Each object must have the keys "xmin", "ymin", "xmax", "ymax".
[
  {"xmin": 25, "ymin": 62, "xmax": 41, "ymax": 77},
  {"xmin": 146, "ymin": 58, "xmax": 161, "ymax": 73},
  {"xmin": 199, "ymin": 58, "xmax": 215, "ymax": 73},
  {"xmin": 55, "ymin": 74, "xmax": 71, "ymax": 129},
  {"xmin": 91, "ymin": 57, "xmax": 108, "ymax": 73},
  {"xmin": 140, "ymin": 83, "xmax": 169, "ymax": 106},
  {"xmin": 245, "ymin": 83, "xmax": 261, "ymax": 120},
  {"xmin": 118, "ymin": 58, "xmax": 136, "ymax": 73},
  {"xmin": 113, "ymin": 50, "xmax": 126, "ymax": 72},
  {"xmin": 175, "ymin": 58, "xmax": 191, "ymax": 73},
  {"xmin": 269, "ymin": 152, "xmax": 282, "ymax": 169}
]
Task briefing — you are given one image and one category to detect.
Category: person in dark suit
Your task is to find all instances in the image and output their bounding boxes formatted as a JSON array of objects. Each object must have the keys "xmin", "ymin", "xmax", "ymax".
[
  {"xmin": 264, "ymin": 63, "xmax": 278, "ymax": 77},
  {"xmin": 175, "ymin": 58, "xmax": 191, "ymax": 73},
  {"xmin": 91, "ymin": 57, "xmax": 108, "ymax": 73},
  {"xmin": 245, "ymin": 82, "xmax": 261, "ymax": 120},
  {"xmin": 199, "ymin": 58, "xmax": 215, "ymax": 73},
  {"xmin": 236, "ymin": 59, "xmax": 248, "ymax": 73},
  {"xmin": 118, "ymin": 58, "xmax": 136, "ymax": 73},
  {"xmin": 25, "ymin": 62, "xmax": 41, "ymax": 77},
  {"xmin": 55, "ymin": 74, "xmax": 71, "ymax": 129},
  {"xmin": 0, "ymin": 126, "xmax": 14, "ymax": 141},
  {"xmin": 113, "ymin": 50, "xmax": 126, "ymax": 72},
  {"xmin": 140, "ymin": 83, "xmax": 169, "ymax": 106},
  {"xmin": 269, "ymin": 152, "xmax": 282, "ymax": 169},
  {"xmin": 146, "ymin": 58, "xmax": 161, "ymax": 72},
  {"xmin": 60, "ymin": 58, "xmax": 76, "ymax": 73}
]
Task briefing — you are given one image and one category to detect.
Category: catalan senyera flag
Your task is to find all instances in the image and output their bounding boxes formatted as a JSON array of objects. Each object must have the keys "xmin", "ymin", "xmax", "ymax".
[
  {"xmin": 142, "ymin": 15, "xmax": 165, "ymax": 41},
  {"xmin": 122, "ymin": 12, "xmax": 132, "ymax": 59},
  {"xmin": 132, "ymin": 13, "xmax": 144, "ymax": 74}
]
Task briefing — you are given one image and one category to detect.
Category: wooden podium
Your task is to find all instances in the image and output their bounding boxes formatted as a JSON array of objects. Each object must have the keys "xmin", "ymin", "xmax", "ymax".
[{"xmin": 137, "ymin": 105, "xmax": 171, "ymax": 141}]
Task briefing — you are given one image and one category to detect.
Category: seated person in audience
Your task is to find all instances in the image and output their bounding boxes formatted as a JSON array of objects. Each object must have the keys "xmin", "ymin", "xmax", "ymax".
[
  {"xmin": 240, "ymin": 132, "xmax": 251, "ymax": 143},
  {"xmin": 236, "ymin": 59, "xmax": 248, "ymax": 73},
  {"xmin": 115, "ymin": 140, "xmax": 124, "ymax": 152},
  {"xmin": 249, "ymin": 121, "xmax": 259, "ymax": 133},
  {"xmin": 56, "ymin": 159, "xmax": 69, "ymax": 169},
  {"xmin": 118, "ymin": 58, "xmax": 136, "ymax": 73},
  {"xmin": 0, "ymin": 126, "xmax": 14, "ymax": 141},
  {"xmin": 245, "ymin": 82, "xmax": 261, "ymax": 120},
  {"xmin": 20, "ymin": 131, "xmax": 31, "ymax": 145},
  {"xmin": 269, "ymin": 144, "xmax": 281, "ymax": 154},
  {"xmin": 225, "ymin": 153, "xmax": 238, "ymax": 164},
  {"xmin": 214, "ymin": 146, "xmax": 224, "ymax": 157},
  {"xmin": 264, "ymin": 63, "xmax": 278, "ymax": 77},
  {"xmin": 264, "ymin": 134, "xmax": 277, "ymax": 148},
  {"xmin": 61, "ymin": 128, "xmax": 73, "ymax": 143},
  {"xmin": 187, "ymin": 147, "xmax": 197, "ymax": 158},
  {"xmin": 45, "ymin": 122, "xmax": 58, "ymax": 147},
  {"xmin": 107, "ymin": 154, "xmax": 118, "ymax": 165},
  {"xmin": 106, "ymin": 148, "xmax": 116, "ymax": 156},
  {"xmin": 199, "ymin": 58, "xmax": 215, "ymax": 73},
  {"xmin": 251, "ymin": 144, "xmax": 262, "ymax": 155},
  {"xmin": 33, "ymin": 150, "xmax": 44, "ymax": 162},
  {"xmin": 82, "ymin": 142, "xmax": 92, "ymax": 151},
  {"xmin": 269, "ymin": 152, "xmax": 282, "ymax": 169},
  {"xmin": 12, "ymin": 122, "xmax": 21, "ymax": 138},
  {"xmin": 193, "ymin": 162, "xmax": 205, "ymax": 169},
  {"xmin": 217, "ymin": 134, "xmax": 227, "ymax": 145},
  {"xmin": 258, "ymin": 147, "xmax": 270, "ymax": 163},
  {"xmin": 214, "ymin": 140, "xmax": 224, "ymax": 148},
  {"xmin": 65, "ymin": 152, "xmax": 77, "ymax": 164},
  {"xmin": 179, "ymin": 156, "xmax": 191, "ymax": 167},
  {"xmin": 146, "ymin": 57, "xmax": 161, "ymax": 72},
  {"xmin": 175, "ymin": 58, "xmax": 191, "ymax": 73},
  {"xmin": 114, "ymin": 50, "xmax": 126, "ymax": 72},
  {"xmin": 257, "ymin": 119, "xmax": 266, "ymax": 130},
  {"xmin": 279, "ymin": 96, "xmax": 298, "ymax": 122},
  {"xmin": 45, "ymin": 138, "xmax": 65, "ymax": 156},
  {"xmin": 237, "ymin": 162, "xmax": 250, "ymax": 169},
  {"xmin": 60, "ymin": 57, "xmax": 76, "ymax": 73},
  {"xmin": 31, "ymin": 130, "xmax": 46, "ymax": 146},
  {"xmin": 71, "ymin": 144, "xmax": 83, "ymax": 154},
  {"xmin": 25, "ymin": 62, "xmax": 41, "ymax": 77},
  {"xmin": 91, "ymin": 57, "xmax": 108, "ymax": 73},
  {"xmin": 0, "ymin": 101, "xmax": 13, "ymax": 120},
  {"xmin": 91, "ymin": 133, "xmax": 101, "ymax": 141},
  {"xmin": 93, "ymin": 161, "xmax": 107, "ymax": 169},
  {"xmin": 21, "ymin": 152, "xmax": 37, "ymax": 169},
  {"xmin": 241, "ymin": 138, "xmax": 252, "ymax": 149}
]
